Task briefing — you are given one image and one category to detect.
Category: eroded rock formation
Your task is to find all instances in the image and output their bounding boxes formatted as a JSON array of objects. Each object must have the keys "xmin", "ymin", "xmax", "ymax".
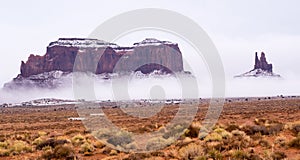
[
  {"xmin": 235, "ymin": 52, "xmax": 280, "ymax": 78},
  {"xmin": 20, "ymin": 38, "xmax": 184, "ymax": 77},
  {"xmin": 254, "ymin": 52, "xmax": 273, "ymax": 72}
]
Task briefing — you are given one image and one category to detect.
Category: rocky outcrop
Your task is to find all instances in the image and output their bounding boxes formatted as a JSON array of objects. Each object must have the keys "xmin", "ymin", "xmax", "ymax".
[
  {"xmin": 254, "ymin": 52, "xmax": 273, "ymax": 72},
  {"xmin": 20, "ymin": 38, "xmax": 184, "ymax": 77},
  {"xmin": 235, "ymin": 52, "xmax": 280, "ymax": 78},
  {"xmin": 4, "ymin": 38, "xmax": 185, "ymax": 89}
]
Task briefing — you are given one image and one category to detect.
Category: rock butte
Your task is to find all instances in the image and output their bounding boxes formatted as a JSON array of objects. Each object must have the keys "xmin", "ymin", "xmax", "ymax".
[
  {"xmin": 20, "ymin": 38, "xmax": 184, "ymax": 77},
  {"xmin": 235, "ymin": 52, "xmax": 281, "ymax": 78}
]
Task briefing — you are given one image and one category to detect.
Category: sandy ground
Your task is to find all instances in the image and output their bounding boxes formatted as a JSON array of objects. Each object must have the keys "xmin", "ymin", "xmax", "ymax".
[{"xmin": 0, "ymin": 97, "xmax": 299, "ymax": 159}]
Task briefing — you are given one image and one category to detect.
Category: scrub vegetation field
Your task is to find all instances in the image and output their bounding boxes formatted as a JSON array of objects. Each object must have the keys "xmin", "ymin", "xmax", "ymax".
[{"xmin": 0, "ymin": 97, "xmax": 299, "ymax": 159}]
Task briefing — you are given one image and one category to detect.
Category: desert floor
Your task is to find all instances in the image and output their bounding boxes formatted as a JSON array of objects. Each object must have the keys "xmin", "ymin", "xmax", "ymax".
[{"xmin": 0, "ymin": 97, "xmax": 300, "ymax": 159}]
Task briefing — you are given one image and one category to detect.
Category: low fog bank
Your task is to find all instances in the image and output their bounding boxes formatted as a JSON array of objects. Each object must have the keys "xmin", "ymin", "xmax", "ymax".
[{"xmin": 0, "ymin": 73, "xmax": 300, "ymax": 104}]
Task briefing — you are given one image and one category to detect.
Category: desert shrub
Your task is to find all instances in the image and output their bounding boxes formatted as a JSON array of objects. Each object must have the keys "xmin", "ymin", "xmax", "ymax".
[
  {"xmin": 274, "ymin": 136, "xmax": 286, "ymax": 147},
  {"xmin": 93, "ymin": 140, "xmax": 105, "ymax": 149},
  {"xmin": 124, "ymin": 142, "xmax": 138, "ymax": 151},
  {"xmin": 267, "ymin": 124, "xmax": 284, "ymax": 135},
  {"xmin": 243, "ymin": 125, "xmax": 268, "ymax": 135},
  {"xmin": 223, "ymin": 130, "xmax": 251, "ymax": 150},
  {"xmin": 251, "ymin": 132, "xmax": 262, "ymax": 141},
  {"xmin": 179, "ymin": 143, "xmax": 204, "ymax": 160},
  {"xmin": 36, "ymin": 138, "xmax": 69, "ymax": 150},
  {"xmin": 32, "ymin": 137, "xmax": 46, "ymax": 146},
  {"xmin": 205, "ymin": 141, "xmax": 223, "ymax": 151},
  {"xmin": 194, "ymin": 155, "xmax": 208, "ymax": 160},
  {"xmin": 0, "ymin": 148, "xmax": 10, "ymax": 157},
  {"xmin": 288, "ymin": 136, "xmax": 300, "ymax": 149},
  {"xmin": 41, "ymin": 146, "xmax": 54, "ymax": 159},
  {"xmin": 207, "ymin": 148, "xmax": 222, "ymax": 160},
  {"xmin": 65, "ymin": 129, "xmax": 81, "ymax": 135},
  {"xmin": 176, "ymin": 137, "xmax": 193, "ymax": 148},
  {"xmin": 248, "ymin": 154, "xmax": 263, "ymax": 160},
  {"xmin": 254, "ymin": 118, "xmax": 267, "ymax": 125},
  {"xmin": 146, "ymin": 137, "xmax": 173, "ymax": 151},
  {"xmin": 214, "ymin": 128, "xmax": 232, "ymax": 139},
  {"xmin": 271, "ymin": 151, "xmax": 287, "ymax": 160},
  {"xmin": 0, "ymin": 134, "xmax": 7, "ymax": 142},
  {"xmin": 124, "ymin": 153, "xmax": 151, "ymax": 160},
  {"xmin": 244, "ymin": 119, "xmax": 284, "ymax": 135},
  {"xmin": 53, "ymin": 144, "xmax": 75, "ymax": 159},
  {"xmin": 259, "ymin": 139, "xmax": 271, "ymax": 148},
  {"xmin": 231, "ymin": 150, "xmax": 249, "ymax": 159},
  {"xmin": 80, "ymin": 142, "xmax": 95, "ymax": 154},
  {"xmin": 150, "ymin": 151, "xmax": 165, "ymax": 157},
  {"xmin": 10, "ymin": 140, "xmax": 32, "ymax": 154},
  {"xmin": 289, "ymin": 122, "xmax": 300, "ymax": 134},
  {"xmin": 204, "ymin": 132, "xmax": 222, "ymax": 142},
  {"xmin": 100, "ymin": 146, "xmax": 112, "ymax": 154},
  {"xmin": 109, "ymin": 149, "xmax": 118, "ymax": 156},
  {"xmin": 198, "ymin": 132, "xmax": 209, "ymax": 140},
  {"xmin": 185, "ymin": 122, "xmax": 202, "ymax": 138},
  {"xmin": 71, "ymin": 134, "xmax": 85, "ymax": 146},
  {"xmin": 0, "ymin": 141, "xmax": 9, "ymax": 149},
  {"xmin": 93, "ymin": 128, "xmax": 113, "ymax": 139},
  {"xmin": 163, "ymin": 124, "xmax": 186, "ymax": 139},
  {"xmin": 107, "ymin": 130, "xmax": 133, "ymax": 148},
  {"xmin": 38, "ymin": 131, "xmax": 48, "ymax": 137}
]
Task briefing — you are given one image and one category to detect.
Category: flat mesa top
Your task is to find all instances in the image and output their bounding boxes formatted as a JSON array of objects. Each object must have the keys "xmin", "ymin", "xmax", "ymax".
[
  {"xmin": 48, "ymin": 38, "xmax": 120, "ymax": 48},
  {"xmin": 48, "ymin": 38, "xmax": 177, "ymax": 48}
]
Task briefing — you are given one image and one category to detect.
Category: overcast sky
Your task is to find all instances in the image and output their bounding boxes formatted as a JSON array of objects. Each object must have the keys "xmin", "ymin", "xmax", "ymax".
[{"xmin": 0, "ymin": 0, "xmax": 300, "ymax": 91}]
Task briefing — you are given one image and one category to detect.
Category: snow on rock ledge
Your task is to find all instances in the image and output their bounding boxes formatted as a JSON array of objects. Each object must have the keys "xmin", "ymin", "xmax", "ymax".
[{"xmin": 48, "ymin": 38, "xmax": 120, "ymax": 48}]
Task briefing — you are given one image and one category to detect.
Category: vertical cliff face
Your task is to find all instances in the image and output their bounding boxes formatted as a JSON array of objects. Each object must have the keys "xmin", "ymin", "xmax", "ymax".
[
  {"xmin": 19, "ymin": 38, "xmax": 184, "ymax": 78},
  {"xmin": 254, "ymin": 52, "xmax": 273, "ymax": 72},
  {"xmin": 235, "ymin": 52, "xmax": 280, "ymax": 78}
]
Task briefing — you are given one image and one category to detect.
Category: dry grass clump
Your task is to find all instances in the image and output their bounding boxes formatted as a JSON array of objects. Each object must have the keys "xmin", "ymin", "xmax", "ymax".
[
  {"xmin": 38, "ymin": 131, "xmax": 48, "ymax": 137},
  {"xmin": 226, "ymin": 124, "xmax": 240, "ymax": 132},
  {"xmin": 32, "ymin": 137, "xmax": 46, "ymax": 146},
  {"xmin": 36, "ymin": 138, "xmax": 69, "ymax": 150},
  {"xmin": 124, "ymin": 152, "xmax": 151, "ymax": 160},
  {"xmin": 0, "ymin": 148, "xmax": 10, "ymax": 157},
  {"xmin": 223, "ymin": 130, "xmax": 251, "ymax": 150},
  {"xmin": 204, "ymin": 127, "xmax": 231, "ymax": 143},
  {"xmin": 258, "ymin": 139, "xmax": 271, "ymax": 148},
  {"xmin": 80, "ymin": 142, "xmax": 95, "ymax": 156},
  {"xmin": 0, "ymin": 141, "xmax": 10, "ymax": 156},
  {"xmin": 65, "ymin": 129, "xmax": 82, "ymax": 135},
  {"xmin": 107, "ymin": 130, "xmax": 133, "ymax": 148},
  {"xmin": 71, "ymin": 134, "xmax": 85, "ymax": 146},
  {"xmin": 213, "ymin": 128, "xmax": 232, "ymax": 139},
  {"xmin": 10, "ymin": 140, "xmax": 32, "ymax": 155},
  {"xmin": 243, "ymin": 118, "xmax": 284, "ymax": 136},
  {"xmin": 185, "ymin": 121, "xmax": 202, "ymax": 138},
  {"xmin": 93, "ymin": 128, "xmax": 113, "ymax": 139},
  {"xmin": 93, "ymin": 140, "xmax": 106, "ymax": 149},
  {"xmin": 179, "ymin": 143, "xmax": 204, "ymax": 160},
  {"xmin": 0, "ymin": 141, "xmax": 9, "ymax": 149},
  {"xmin": 204, "ymin": 132, "xmax": 222, "ymax": 142},
  {"xmin": 41, "ymin": 144, "xmax": 75, "ymax": 159},
  {"xmin": 288, "ymin": 135, "xmax": 300, "ymax": 149},
  {"xmin": 146, "ymin": 137, "xmax": 173, "ymax": 151},
  {"xmin": 230, "ymin": 149, "xmax": 250, "ymax": 160},
  {"xmin": 93, "ymin": 128, "xmax": 134, "ymax": 149},
  {"xmin": 163, "ymin": 124, "xmax": 186, "ymax": 139},
  {"xmin": 274, "ymin": 136, "xmax": 286, "ymax": 147},
  {"xmin": 271, "ymin": 151, "xmax": 287, "ymax": 160},
  {"xmin": 286, "ymin": 121, "xmax": 300, "ymax": 135},
  {"xmin": 207, "ymin": 148, "xmax": 222, "ymax": 160}
]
